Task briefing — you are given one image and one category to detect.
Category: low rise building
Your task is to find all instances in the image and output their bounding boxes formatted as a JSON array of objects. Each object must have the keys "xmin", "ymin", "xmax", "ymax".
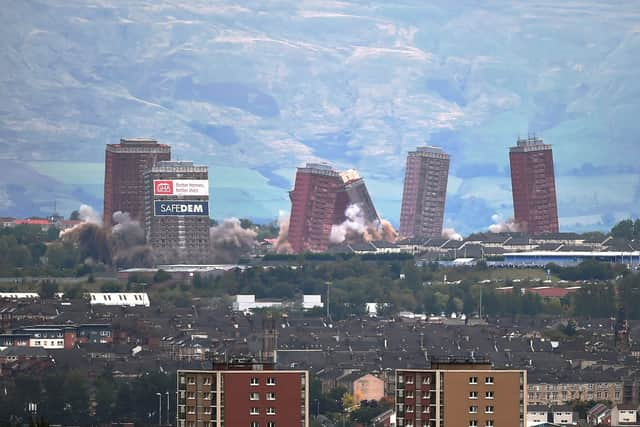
[
  {"xmin": 611, "ymin": 403, "xmax": 639, "ymax": 426},
  {"xmin": 302, "ymin": 295, "xmax": 323, "ymax": 311},
  {"xmin": 0, "ymin": 334, "xmax": 30, "ymax": 350},
  {"xmin": 527, "ymin": 405, "xmax": 550, "ymax": 427},
  {"xmin": 370, "ymin": 409, "xmax": 395, "ymax": 426},
  {"xmin": 396, "ymin": 238, "xmax": 428, "ymax": 255},
  {"xmin": 353, "ymin": 373, "xmax": 385, "ymax": 404},
  {"xmin": 587, "ymin": 403, "xmax": 611, "ymax": 426},
  {"xmin": 233, "ymin": 295, "xmax": 283, "ymax": 312},
  {"xmin": 0, "ymin": 293, "xmax": 39, "ymax": 300},
  {"xmin": 89, "ymin": 293, "xmax": 150, "ymax": 307},
  {"xmin": 503, "ymin": 250, "xmax": 640, "ymax": 267},
  {"xmin": 528, "ymin": 380, "xmax": 623, "ymax": 406},
  {"xmin": 7, "ymin": 324, "xmax": 112, "ymax": 349},
  {"xmin": 177, "ymin": 359, "xmax": 309, "ymax": 427},
  {"xmin": 550, "ymin": 405, "xmax": 577, "ymax": 425},
  {"xmin": 0, "ymin": 346, "xmax": 49, "ymax": 364},
  {"xmin": 395, "ymin": 357, "xmax": 527, "ymax": 427}
]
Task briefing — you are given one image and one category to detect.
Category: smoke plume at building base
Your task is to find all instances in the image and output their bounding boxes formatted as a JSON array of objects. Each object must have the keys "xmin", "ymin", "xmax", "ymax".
[
  {"xmin": 442, "ymin": 228, "xmax": 463, "ymax": 241},
  {"xmin": 209, "ymin": 218, "xmax": 257, "ymax": 263},
  {"xmin": 273, "ymin": 211, "xmax": 293, "ymax": 254},
  {"xmin": 60, "ymin": 205, "xmax": 153, "ymax": 268},
  {"xmin": 330, "ymin": 204, "xmax": 397, "ymax": 245},
  {"xmin": 489, "ymin": 214, "xmax": 522, "ymax": 233}
]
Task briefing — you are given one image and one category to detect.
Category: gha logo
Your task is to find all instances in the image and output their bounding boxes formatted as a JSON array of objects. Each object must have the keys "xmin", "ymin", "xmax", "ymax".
[{"xmin": 154, "ymin": 180, "xmax": 174, "ymax": 195}]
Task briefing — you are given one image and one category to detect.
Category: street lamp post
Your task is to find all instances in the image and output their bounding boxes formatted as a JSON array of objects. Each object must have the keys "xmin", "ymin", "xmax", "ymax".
[
  {"xmin": 156, "ymin": 392, "xmax": 162, "ymax": 426},
  {"xmin": 166, "ymin": 391, "xmax": 170, "ymax": 426},
  {"xmin": 325, "ymin": 281, "xmax": 332, "ymax": 322}
]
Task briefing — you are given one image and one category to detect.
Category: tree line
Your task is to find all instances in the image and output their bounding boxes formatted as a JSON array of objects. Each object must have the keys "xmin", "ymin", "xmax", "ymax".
[
  {"xmin": 185, "ymin": 257, "xmax": 640, "ymax": 320},
  {"xmin": 0, "ymin": 368, "xmax": 174, "ymax": 426},
  {"xmin": 610, "ymin": 218, "xmax": 640, "ymax": 241}
]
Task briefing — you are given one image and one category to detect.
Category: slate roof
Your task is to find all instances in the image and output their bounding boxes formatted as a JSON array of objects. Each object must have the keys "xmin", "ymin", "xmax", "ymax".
[
  {"xmin": 424, "ymin": 238, "xmax": 449, "ymax": 248},
  {"xmin": 442, "ymin": 240, "xmax": 464, "ymax": 249},
  {"xmin": 505, "ymin": 236, "xmax": 532, "ymax": 246},
  {"xmin": 0, "ymin": 346, "xmax": 49, "ymax": 358},
  {"xmin": 396, "ymin": 238, "xmax": 427, "ymax": 246},
  {"xmin": 536, "ymin": 243, "xmax": 562, "ymax": 251},
  {"xmin": 528, "ymin": 404, "xmax": 549, "ymax": 412},
  {"xmin": 481, "ymin": 234, "xmax": 513, "ymax": 244},
  {"xmin": 348, "ymin": 242, "xmax": 377, "ymax": 252},
  {"xmin": 535, "ymin": 233, "xmax": 582, "ymax": 241},
  {"xmin": 371, "ymin": 240, "xmax": 399, "ymax": 249}
]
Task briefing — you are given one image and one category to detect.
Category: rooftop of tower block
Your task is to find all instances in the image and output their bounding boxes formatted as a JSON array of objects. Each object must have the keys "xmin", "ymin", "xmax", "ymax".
[
  {"xmin": 339, "ymin": 169, "xmax": 362, "ymax": 184},
  {"xmin": 511, "ymin": 136, "xmax": 552, "ymax": 152},
  {"xmin": 409, "ymin": 146, "xmax": 450, "ymax": 159},
  {"xmin": 298, "ymin": 162, "xmax": 340, "ymax": 177}
]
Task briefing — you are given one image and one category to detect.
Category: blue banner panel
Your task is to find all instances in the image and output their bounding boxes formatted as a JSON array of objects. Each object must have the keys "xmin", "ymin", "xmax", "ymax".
[{"xmin": 154, "ymin": 200, "xmax": 209, "ymax": 216}]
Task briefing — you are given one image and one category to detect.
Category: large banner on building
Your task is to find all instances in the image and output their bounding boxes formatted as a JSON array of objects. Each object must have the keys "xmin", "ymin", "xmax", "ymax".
[
  {"xmin": 153, "ymin": 179, "xmax": 209, "ymax": 196},
  {"xmin": 154, "ymin": 201, "xmax": 210, "ymax": 216}
]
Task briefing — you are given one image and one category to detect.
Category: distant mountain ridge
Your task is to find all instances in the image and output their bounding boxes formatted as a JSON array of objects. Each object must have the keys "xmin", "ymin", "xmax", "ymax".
[{"xmin": 1, "ymin": 1, "xmax": 639, "ymax": 233}]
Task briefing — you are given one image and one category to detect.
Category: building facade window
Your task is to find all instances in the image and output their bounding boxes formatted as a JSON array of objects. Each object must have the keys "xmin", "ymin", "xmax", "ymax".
[
  {"xmin": 469, "ymin": 391, "xmax": 478, "ymax": 399},
  {"xmin": 485, "ymin": 406, "xmax": 494, "ymax": 414},
  {"xmin": 485, "ymin": 391, "xmax": 494, "ymax": 399},
  {"xmin": 266, "ymin": 392, "xmax": 276, "ymax": 400},
  {"xmin": 250, "ymin": 377, "xmax": 259, "ymax": 386},
  {"xmin": 250, "ymin": 408, "xmax": 259, "ymax": 415},
  {"xmin": 469, "ymin": 406, "xmax": 478, "ymax": 414},
  {"xmin": 469, "ymin": 376, "xmax": 478, "ymax": 385},
  {"xmin": 267, "ymin": 377, "xmax": 276, "ymax": 386},
  {"xmin": 267, "ymin": 407, "xmax": 276, "ymax": 415},
  {"xmin": 250, "ymin": 392, "xmax": 259, "ymax": 400},
  {"xmin": 485, "ymin": 377, "xmax": 494, "ymax": 385}
]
